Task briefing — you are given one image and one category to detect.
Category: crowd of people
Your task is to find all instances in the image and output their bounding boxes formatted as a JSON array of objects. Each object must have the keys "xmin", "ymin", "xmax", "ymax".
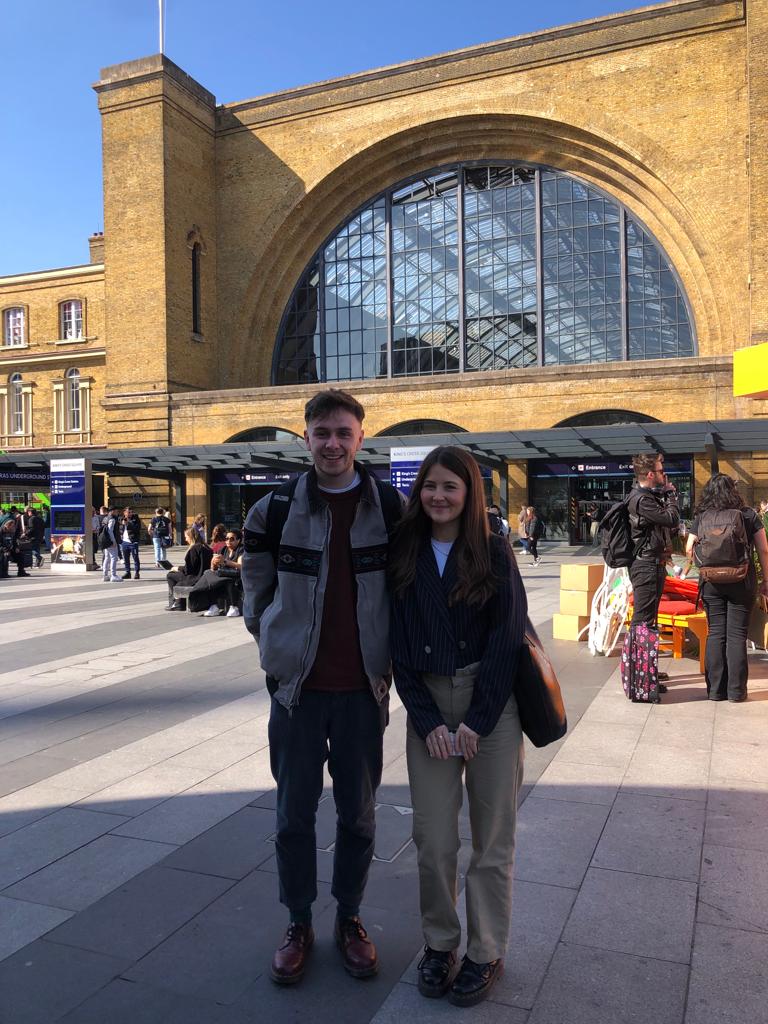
[{"xmin": 0, "ymin": 505, "xmax": 45, "ymax": 578}]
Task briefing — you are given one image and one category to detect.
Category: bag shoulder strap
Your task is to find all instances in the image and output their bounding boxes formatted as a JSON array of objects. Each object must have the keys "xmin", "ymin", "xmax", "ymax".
[
  {"xmin": 264, "ymin": 478, "xmax": 299, "ymax": 563},
  {"xmin": 373, "ymin": 477, "xmax": 402, "ymax": 538}
]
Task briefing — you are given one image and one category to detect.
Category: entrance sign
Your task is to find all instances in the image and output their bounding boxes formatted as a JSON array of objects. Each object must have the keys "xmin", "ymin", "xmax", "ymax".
[
  {"xmin": 50, "ymin": 458, "xmax": 94, "ymax": 572},
  {"xmin": 390, "ymin": 447, "xmax": 436, "ymax": 495}
]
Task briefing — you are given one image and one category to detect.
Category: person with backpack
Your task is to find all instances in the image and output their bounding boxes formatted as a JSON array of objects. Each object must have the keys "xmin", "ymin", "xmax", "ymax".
[
  {"xmin": 149, "ymin": 507, "xmax": 173, "ymax": 569},
  {"xmin": 99, "ymin": 508, "xmax": 122, "ymax": 583},
  {"xmin": 618, "ymin": 453, "xmax": 680, "ymax": 702},
  {"xmin": 685, "ymin": 474, "xmax": 768, "ymax": 702},
  {"xmin": 241, "ymin": 388, "xmax": 403, "ymax": 987}
]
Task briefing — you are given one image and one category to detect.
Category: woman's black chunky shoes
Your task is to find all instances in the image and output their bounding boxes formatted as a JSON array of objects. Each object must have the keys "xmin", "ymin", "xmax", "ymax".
[
  {"xmin": 448, "ymin": 955, "xmax": 504, "ymax": 1007},
  {"xmin": 417, "ymin": 947, "xmax": 457, "ymax": 998}
]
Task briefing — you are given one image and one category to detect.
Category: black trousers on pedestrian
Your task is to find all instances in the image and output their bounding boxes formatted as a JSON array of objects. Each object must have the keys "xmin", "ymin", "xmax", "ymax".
[
  {"xmin": 268, "ymin": 688, "xmax": 387, "ymax": 918},
  {"xmin": 629, "ymin": 558, "xmax": 666, "ymax": 626},
  {"xmin": 701, "ymin": 580, "xmax": 754, "ymax": 701}
]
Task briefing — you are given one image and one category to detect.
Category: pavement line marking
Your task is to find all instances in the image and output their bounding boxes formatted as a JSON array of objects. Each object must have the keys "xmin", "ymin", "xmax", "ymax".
[
  {"xmin": 0, "ymin": 625, "xmax": 256, "ymax": 714},
  {"xmin": 0, "ymin": 602, "xmax": 168, "ymax": 646}
]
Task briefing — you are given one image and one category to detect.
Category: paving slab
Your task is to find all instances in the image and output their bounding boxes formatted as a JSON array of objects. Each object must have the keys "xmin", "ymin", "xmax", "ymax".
[
  {"xmin": 122, "ymin": 869, "xmax": 333, "ymax": 1004},
  {"xmin": 532, "ymin": 758, "xmax": 625, "ymax": 806},
  {"xmin": 57, "ymin": 978, "xmax": 228, "ymax": 1024},
  {"xmin": 44, "ymin": 865, "xmax": 234, "ymax": 961},
  {"xmin": 698, "ymin": 842, "xmax": 768, "ymax": 933},
  {"xmin": 513, "ymin": 797, "xmax": 610, "ymax": 889},
  {"xmin": 4, "ymin": 834, "xmax": 178, "ymax": 912},
  {"xmin": 591, "ymin": 792, "xmax": 705, "ymax": 882},
  {"xmin": 549, "ymin": 719, "xmax": 643, "ymax": 769},
  {"xmin": 493, "ymin": 879, "xmax": 577, "ymax": 1009},
  {"xmin": 369, "ymin": 982, "xmax": 529, "ymax": 1024},
  {"xmin": 526, "ymin": 942, "xmax": 687, "ymax": 1024},
  {"xmin": 0, "ymin": 896, "xmax": 72, "ymax": 962},
  {"xmin": 0, "ymin": 806, "xmax": 129, "ymax": 889},
  {"xmin": 0, "ymin": 938, "xmax": 130, "ymax": 1024},
  {"xmin": 563, "ymin": 867, "xmax": 697, "ymax": 963},
  {"xmin": 621, "ymin": 741, "xmax": 711, "ymax": 802},
  {"xmin": 74, "ymin": 761, "xmax": 214, "ymax": 817},
  {"xmin": 704, "ymin": 783, "xmax": 768, "ymax": 852},
  {"xmin": 686, "ymin": 922, "xmax": 768, "ymax": 1024},
  {"xmin": 162, "ymin": 804, "xmax": 277, "ymax": 879}
]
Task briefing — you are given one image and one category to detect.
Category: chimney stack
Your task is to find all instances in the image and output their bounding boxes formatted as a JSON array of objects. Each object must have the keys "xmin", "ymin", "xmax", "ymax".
[{"xmin": 88, "ymin": 232, "xmax": 105, "ymax": 264}]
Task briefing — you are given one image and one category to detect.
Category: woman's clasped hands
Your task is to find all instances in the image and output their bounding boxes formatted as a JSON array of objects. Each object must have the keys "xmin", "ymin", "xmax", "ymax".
[{"xmin": 425, "ymin": 722, "xmax": 480, "ymax": 760}]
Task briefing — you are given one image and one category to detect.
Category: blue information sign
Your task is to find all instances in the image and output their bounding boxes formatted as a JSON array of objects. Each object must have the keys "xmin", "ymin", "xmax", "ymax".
[
  {"xmin": 390, "ymin": 446, "xmax": 436, "ymax": 495},
  {"xmin": 50, "ymin": 459, "xmax": 86, "ymax": 507}
]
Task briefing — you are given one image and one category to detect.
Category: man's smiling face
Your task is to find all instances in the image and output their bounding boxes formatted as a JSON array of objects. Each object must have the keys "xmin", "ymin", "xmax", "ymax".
[{"xmin": 304, "ymin": 409, "xmax": 364, "ymax": 489}]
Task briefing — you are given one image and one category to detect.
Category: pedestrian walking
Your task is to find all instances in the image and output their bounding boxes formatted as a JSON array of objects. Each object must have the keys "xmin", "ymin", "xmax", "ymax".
[
  {"xmin": 21, "ymin": 506, "xmax": 45, "ymax": 567},
  {"xmin": 686, "ymin": 474, "xmax": 768, "ymax": 702},
  {"xmin": 119, "ymin": 506, "xmax": 142, "ymax": 579},
  {"xmin": 525, "ymin": 506, "xmax": 544, "ymax": 565},
  {"xmin": 242, "ymin": 388, "xmax": 402, "ymax": 986},
  {"xmin": 389, "ymin": 446, "xmax": 527, "ymax": 1007}
]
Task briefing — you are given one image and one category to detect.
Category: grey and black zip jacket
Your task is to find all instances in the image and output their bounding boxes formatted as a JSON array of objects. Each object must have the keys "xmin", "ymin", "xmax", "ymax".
[{"xmin": 241, "ymin": 464, "xmax": 394, "ymax": 711}]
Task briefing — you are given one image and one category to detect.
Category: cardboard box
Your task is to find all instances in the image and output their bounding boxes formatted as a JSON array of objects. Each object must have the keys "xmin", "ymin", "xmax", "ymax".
[
  {"xmin": 560, "ymin": 562, "xmax": 604, "ymax": 592},
  {"xmin": 552, "ymin": 613, "xmax": 590, "ymax": 642},
  {"xmin": 560, "ymin": 589, "xmax": 595, "ymax": 617}
]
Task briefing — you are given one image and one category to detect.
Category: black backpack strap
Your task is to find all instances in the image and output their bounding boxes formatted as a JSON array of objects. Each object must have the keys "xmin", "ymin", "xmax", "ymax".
[
  {"xmin": 264, "ymin": 477, "xmax": 299, "ymax": 564},
  {"xmin": 374, "ymin": 477, "xmax": 403, "ymax": 538}
]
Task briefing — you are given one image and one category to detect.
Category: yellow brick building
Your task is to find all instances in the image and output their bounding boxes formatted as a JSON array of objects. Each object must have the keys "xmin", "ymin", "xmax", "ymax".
[{"xmin": 3, "ymin": 0, "xmax": 768, "ymax": 536}]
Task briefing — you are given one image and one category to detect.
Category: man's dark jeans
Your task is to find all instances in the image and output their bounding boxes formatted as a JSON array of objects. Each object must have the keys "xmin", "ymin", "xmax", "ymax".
[
  {"xmin": 268, "ymin": 688, "xmax": 387, "ymax": 917},
  {"xmin": 121, "ymin": 541, "xmax": 140, "ymax": 575},
  {"xmin": 629, "ymin": 558, "xmax": 666, "ymax": 626},
  {"xmin": 701, "ymin": 580, "xmax": 754, "ymax": 701}
]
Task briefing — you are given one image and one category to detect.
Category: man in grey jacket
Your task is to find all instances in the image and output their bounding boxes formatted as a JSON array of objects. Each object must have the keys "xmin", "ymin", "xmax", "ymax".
[{"xmin": 242, "ymin": 389, "xmax": 401, "ymax": 986}]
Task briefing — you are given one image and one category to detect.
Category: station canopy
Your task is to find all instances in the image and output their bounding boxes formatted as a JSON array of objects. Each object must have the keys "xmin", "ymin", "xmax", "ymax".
[{"xmin": 1, "ymin": 419, "xmax": 764, "ymax": 477}]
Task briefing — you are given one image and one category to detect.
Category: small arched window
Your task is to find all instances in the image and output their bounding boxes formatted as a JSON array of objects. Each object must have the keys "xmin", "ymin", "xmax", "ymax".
[
  {"xmin": 9, "ymin": 373, "xmax": 23, "ymax": 435},
  {"xmin": 60, "ymin": 300, "xmax": 83, "ymax": 340},
  {"xmin": 3, "ymin": 307, "xmax": 25, "ymax": 347},
  {"xmin": 191, "ymin": 243, "xmax": 202, "ymax": 335},
  {"xmin": 66, "ymin": 368, "xmax": 81, "ymax": 431}
]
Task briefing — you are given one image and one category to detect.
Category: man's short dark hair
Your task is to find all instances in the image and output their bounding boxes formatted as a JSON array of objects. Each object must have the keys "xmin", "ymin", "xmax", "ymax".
[
  {"xmin": 633, "ymin": 452, "xmax": 662, "ymax": 479},
  {"xmin": 304, "ymin": 388, "xmax": 365, "ymax": 425}
]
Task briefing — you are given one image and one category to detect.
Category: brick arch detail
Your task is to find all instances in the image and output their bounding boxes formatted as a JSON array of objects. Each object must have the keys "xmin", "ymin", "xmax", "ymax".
[{"xmin": 237, "ymin": 113, "xmax": 729, "ymax": 386}]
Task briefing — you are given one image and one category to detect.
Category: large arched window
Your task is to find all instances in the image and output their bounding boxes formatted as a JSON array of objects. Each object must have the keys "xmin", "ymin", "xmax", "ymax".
[{"xmin": 274, "ymin": 163, "xmax": 695, "ymax": 384}]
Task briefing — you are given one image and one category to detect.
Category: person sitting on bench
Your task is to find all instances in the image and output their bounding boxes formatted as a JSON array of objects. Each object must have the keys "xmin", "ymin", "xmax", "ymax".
[
  {"xmin": 188, "ymin": 528, "xmax": 244, "ymax": 617},
  {"xmin": 165, "ymin": 527, "xmax": 213, "ymax": 610}
]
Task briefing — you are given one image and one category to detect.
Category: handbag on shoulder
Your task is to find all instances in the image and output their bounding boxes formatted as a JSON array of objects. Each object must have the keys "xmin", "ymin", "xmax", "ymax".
[{"xmin": 515, "ymin": 620, "xmax": 568, "ymax": 747}]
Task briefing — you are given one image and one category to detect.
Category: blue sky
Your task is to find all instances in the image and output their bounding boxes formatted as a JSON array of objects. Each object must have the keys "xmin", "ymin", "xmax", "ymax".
[{"xmin": 1, "ymin": 0, "xmax": 646, "ymax": 275}]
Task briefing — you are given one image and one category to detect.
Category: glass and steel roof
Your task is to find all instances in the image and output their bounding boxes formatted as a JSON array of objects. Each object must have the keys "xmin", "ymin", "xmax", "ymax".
[{"xmin": 274, "ymin": 163, "xmax": 695, "ymax": 385}]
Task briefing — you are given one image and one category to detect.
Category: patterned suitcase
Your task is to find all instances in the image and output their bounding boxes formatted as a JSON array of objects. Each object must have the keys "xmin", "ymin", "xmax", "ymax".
[{"xmin": 620, "ymin": 621, "xmax": 660, "ymax": 703}]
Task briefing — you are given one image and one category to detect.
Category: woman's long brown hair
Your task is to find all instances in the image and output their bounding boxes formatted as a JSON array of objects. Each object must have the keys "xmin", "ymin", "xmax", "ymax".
[{"xmin": 389, "ymin": 446, "xmax": 496, "ymax": 607}]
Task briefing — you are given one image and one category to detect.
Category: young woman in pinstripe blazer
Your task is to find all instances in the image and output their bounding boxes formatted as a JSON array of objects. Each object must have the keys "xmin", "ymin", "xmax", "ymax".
[{"xmin": 389, "ymin": 446, "xmax": 528, "ymax": 1008}]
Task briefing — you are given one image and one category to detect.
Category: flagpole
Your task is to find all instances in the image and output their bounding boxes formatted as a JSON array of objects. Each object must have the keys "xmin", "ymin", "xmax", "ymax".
[{"xmin": 158, "ymin": 0, "xmax": 165, "ymax": 54}]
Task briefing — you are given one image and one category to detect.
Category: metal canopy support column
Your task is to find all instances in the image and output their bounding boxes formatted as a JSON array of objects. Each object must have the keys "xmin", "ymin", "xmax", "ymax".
[
  {"xmin": 705, "ymin": 432, "xmax": 720, "ymax": 476},
  {"xmin": 499, "ymin": 459, "xmax": 510, "ymax": 517},
  {"xmin": 174, "ymin": 476, "xmax": 186, "ymax": 545}
]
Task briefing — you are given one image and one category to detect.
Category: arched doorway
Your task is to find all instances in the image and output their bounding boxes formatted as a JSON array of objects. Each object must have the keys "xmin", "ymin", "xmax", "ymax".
[{"xmin": 213, "ymin": 427, "xmax": 303, "ymax": 528}]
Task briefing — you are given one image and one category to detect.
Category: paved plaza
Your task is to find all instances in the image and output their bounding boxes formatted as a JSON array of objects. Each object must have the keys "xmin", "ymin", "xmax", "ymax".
[{"xmin": 0, "ymin": 548, "xmax": 767, "ymax": 1023}]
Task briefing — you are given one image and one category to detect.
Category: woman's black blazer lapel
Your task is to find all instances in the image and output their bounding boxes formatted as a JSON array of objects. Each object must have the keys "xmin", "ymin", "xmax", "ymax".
[{"xmin": 415, "ymin": 541, "xmax": 455, "ymax": 636}]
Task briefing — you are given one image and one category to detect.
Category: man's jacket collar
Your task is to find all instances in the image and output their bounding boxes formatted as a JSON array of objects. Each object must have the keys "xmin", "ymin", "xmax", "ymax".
[{"xmin": 306, "ymin": 461, "xmax": 376, "ymax": 513}]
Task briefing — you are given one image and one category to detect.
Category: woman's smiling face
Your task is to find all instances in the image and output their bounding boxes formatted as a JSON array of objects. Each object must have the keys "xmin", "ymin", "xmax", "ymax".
[{"xmin": 419, "ymin": 464, "xmax": 467, "ymax": 532}]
